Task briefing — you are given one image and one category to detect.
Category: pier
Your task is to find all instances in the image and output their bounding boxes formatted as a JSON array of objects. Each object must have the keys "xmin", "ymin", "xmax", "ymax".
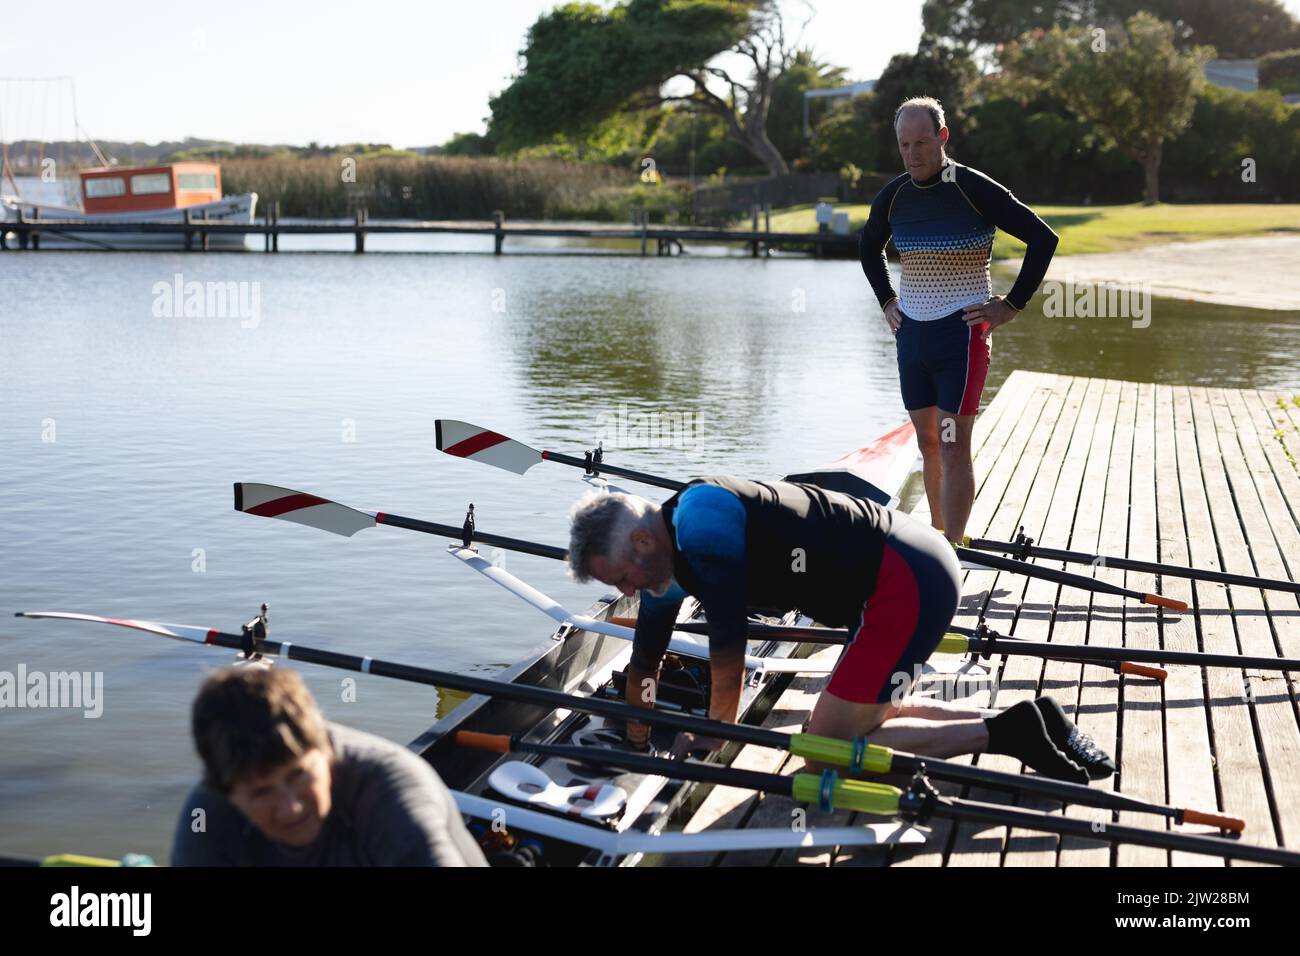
[
  {"xmin": 677, "ymin": 371, "xmax": 1300, "ymax": 867},
  {"xmin": 0, "ymin": 206, "xmax": 860, "ymax": 258}
]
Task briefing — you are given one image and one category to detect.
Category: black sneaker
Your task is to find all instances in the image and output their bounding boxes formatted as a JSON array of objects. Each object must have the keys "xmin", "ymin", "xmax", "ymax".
[
  {"xmin": 984, "ymin": 700, "xmax": 1089, "ymax": 783},
  {"xmin": 1034, "ymin": 696, "xmax": 1116, "ymax": 780}
]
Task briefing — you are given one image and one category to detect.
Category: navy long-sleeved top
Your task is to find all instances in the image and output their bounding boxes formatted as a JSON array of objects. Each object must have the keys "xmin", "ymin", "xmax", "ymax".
[{"xmin": 858, "ymin": 161, "xmax": 1059, "ymax": 319}]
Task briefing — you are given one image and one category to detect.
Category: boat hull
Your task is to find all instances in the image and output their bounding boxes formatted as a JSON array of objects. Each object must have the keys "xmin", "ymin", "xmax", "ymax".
[{"xmin": 1, "ymin": 193, "xmax": 258, "ymax": 250}]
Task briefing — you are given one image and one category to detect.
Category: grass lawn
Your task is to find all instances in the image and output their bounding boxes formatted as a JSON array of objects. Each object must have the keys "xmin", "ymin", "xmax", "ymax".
[{"xmin": 764, "ymin": 202, "xmax": 1300, "ymax": 258}]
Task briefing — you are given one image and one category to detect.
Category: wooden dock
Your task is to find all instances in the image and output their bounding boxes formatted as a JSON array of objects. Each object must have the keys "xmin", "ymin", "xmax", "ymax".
[
  {"xmin": 676, "ymin": 370, "xmax": 1300, "ymax": 866},
  {"xmin": 0, "ymin": 207, "xmax": 859, "ymax": 258}
]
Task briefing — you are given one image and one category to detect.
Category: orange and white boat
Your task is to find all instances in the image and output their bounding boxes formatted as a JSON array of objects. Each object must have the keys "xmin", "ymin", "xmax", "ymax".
[{"xmin": 2, "ymin": 161, "xmax": 256, "ymax": 249}]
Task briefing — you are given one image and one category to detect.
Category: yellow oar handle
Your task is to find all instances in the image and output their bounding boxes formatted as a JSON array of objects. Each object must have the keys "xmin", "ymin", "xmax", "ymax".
[
  {"xmin": 790, "ymin": 734, "xmax": 895, "ymax": 774},
  {"xmin": 936, "ymin": 633, "xmax": 971, "ymax": 654},
  {"xmin": 791, "ymin": 772, "xmax": 901, "ymax": 816},
  {"xmin": 40, "ymin": 853, "xmax": 141, "ymax": 867}
]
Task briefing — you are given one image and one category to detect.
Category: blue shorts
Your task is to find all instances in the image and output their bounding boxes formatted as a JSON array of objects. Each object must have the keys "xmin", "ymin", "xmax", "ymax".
[{"xmin": 895, "ymin": 308, "xmax": 991, "ymax": 415}]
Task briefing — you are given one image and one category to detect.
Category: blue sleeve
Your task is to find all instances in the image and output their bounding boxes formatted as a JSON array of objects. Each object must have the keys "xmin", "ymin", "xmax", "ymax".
[
  {"xmin": 674, "ymin": 485, "xmax": 749, "ymax": 653},
  {"xmin": 859, "ymin": 176, "xmax": 904, "ymax": 309},
  {"xmin": 629, "ymin": 582, "xmax": 686, "ymax": 672},
  {"xmin": 956, "ymin": 165, "xmax": 1059, "ymax": 311}
]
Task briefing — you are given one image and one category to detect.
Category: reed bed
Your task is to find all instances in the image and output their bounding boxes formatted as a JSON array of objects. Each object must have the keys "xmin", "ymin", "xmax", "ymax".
[{"xmin": 221, "ymin": 154, "xmax": 632, "ymax": 220}]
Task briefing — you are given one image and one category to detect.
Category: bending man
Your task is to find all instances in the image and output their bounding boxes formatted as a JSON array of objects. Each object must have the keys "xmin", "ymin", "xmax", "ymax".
[{"xmin": 569, "ymin": 478, "xmax": 1112, "ymax": 782}]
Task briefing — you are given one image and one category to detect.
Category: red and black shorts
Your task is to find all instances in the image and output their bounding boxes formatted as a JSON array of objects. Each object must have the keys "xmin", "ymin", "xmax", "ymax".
[
  {"xmin": 825, "ymin": 515, "xmax": 962, "ymax": 705},
  {"xmin": 895, "ymin": 307, "xmax": 991, "ymax": 416}
]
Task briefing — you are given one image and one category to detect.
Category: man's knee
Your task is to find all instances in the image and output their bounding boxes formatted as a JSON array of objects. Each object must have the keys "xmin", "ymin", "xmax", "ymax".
[{"xmin": 936, "ymin": 416, "xmax": 973, "ymax": 459}]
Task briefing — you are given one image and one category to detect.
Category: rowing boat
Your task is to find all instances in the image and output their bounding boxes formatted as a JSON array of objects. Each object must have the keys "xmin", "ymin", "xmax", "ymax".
[{"xmin": 406, "ymin": 422, "xmax": 922, "ymax": 866}]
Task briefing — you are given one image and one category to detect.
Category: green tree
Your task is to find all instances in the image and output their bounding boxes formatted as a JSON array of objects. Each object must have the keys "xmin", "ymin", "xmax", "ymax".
[
  {"xmin": 764, "ymin": 48, "xmax": 849, "ymax": 165},
  {"xmin": 488, "ymin": 0, "xmax": 810, "ymax": 176},
  {"xmin": 1259, "ymin": 49, "xmax": 1300, "ymax": 95},
  {"xmin": 921, "ymin": 0, "xmax": 1092, "ymax": 48},
  {"xmin": 868, "ymin": 39, "xmax": 978, "ymax": 172},
  {"xmin": 1162, "ymin": 85, "xmax": 1300, "ymax": 200},
  {"xmin": 924, "ymin": 0, "xmax": 1300, "ymax": 57},
  {"xmin": 806, "ymin": 93, "xmax": 881, "ymax": 174},
  {"xmin": 1098, "ymin": 0, "xmax": 1300, "ymax": 59},
  {"xmin": 1000, "ymin": 13, "xmax": 1212, "ymax": 204}
]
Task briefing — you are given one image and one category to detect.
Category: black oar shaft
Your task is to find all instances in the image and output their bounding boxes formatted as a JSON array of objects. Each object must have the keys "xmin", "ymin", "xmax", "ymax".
[
  {"xmin": 543, "ymin": 451, "xmax": 685, "ymax": 491},
  {"xmin": 198, "ymin": 626, "xmax": 786, "ymax": 748},
  {"xmin": 502, "ymin": 739, "xmax": 794, "ymax": 796},
  {"xmin": 208, "ymin": 627, "xmax": 1198, "ymax": 819},
  {"xmin": 967, "ymin": 537, "xmax": 1300, "ymax": 595},
  {"xmin": 376, "ymin": 512, "xmax": 568, "ymax": 561},
  {"xmin": 956, "ymin": 546, "xmax": 1170, "ymax": 606},
  {"xmin": 483, "ymin": 741, "xmax": 1293, "ymax": 865},
  {"xmin": 36, "ymin": 614, "xmax": 1224, "ymax": 827},
  {"xmin": 886, "ymin": 754, "xmax": 1176, "ymax": 819},
  {"xmin": 965, "ymin": 633, "xmax": 1300, "ymax": 673},
  {"xmin": 943, "ymin": 797, "xmax": 1300, "ymax": 867}
]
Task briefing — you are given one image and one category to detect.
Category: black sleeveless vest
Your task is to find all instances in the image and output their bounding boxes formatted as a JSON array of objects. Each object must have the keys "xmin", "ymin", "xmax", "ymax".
[{"xmin": 659, "ymin": 476, "xmax": 893, "ymax": 626}]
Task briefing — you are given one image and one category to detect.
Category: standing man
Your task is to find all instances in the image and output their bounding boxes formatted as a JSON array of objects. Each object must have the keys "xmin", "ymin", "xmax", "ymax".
[{"xmin": 860, "ymin": 96, "xmax": 1059, "ymax": 543}]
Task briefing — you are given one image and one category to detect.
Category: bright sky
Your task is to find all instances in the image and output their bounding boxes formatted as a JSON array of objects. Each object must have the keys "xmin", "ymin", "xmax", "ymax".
[
  {"xmin": 3, "ymin": 0, "xmax": 1299, "ymax": 149},
  {"xmin": 0, "ymin": 0, "xmax": 926, "ymax": 147}
]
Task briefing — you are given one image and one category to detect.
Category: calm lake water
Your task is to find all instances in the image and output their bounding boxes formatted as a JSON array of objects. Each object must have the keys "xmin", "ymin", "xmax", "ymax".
[{"xmin": 2, "ymin": 235, "xmax": 1298, "ymax": 861}]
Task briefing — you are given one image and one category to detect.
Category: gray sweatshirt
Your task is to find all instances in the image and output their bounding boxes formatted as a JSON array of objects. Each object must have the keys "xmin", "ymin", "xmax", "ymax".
[{"xmin": 170, "ymin": 722, "xmax": 487, "ymax": 866}]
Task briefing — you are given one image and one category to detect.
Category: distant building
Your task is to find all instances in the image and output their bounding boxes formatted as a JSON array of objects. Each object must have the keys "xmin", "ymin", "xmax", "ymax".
[
  {"xmin": 803, "ymin": 81, "xmax": 877, "ymax": 136},
  {"xmin": 1204, "ymin": 59, "xmax": 1259, "ymax": 92},
  {"xmin": 1203, "ymin": 59, "xmax": 1300, "ymax": 105}
]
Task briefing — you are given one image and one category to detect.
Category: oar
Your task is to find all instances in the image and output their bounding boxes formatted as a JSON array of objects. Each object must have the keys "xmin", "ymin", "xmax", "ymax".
[
  {"xmin": 953, "ymin": 546, "xmax": 1186, "ymax": 610},
  {"xmin": 947, "ymin": 622, "xmax": 1300, "ymax": 675},
  {"xmin": 0, "ymin": 853, "xmax": 154, "ymax": 867},
  {"xmin": 611, "ymin": 612, "xmax": 1300, "ymax": 677},
  {"xmin": 609, "ymin": 615, "xmax": 1168, "ymax": 680},
  {"xmin": 14, "ymin": 610, "xmax": 1241, "ymax": 829},
  {"xmin": 233, "ymin": 482, "xmax": 566, "ymax": 560},
  {"xmin": 231, "ymin": 483, "xmax": 831, "ymax": 674},
  {"xmin": 445, "ymin": 544, "xmax": 830, "ymax": 674},
  {"xmin": 451, "ymin": 791, "xmax": 925, "ymax": 856},
  {"xmin": 458, "ymin": 734, "xmax": 1296, "ymax": 866},
  {"xmin": 964, "ymin": 528, "xmax": 1300, "ymax": 596},
  {"xmin": 430, "ymin": 421, "xmax": 1188, "ymax": 612},
  {"xmin": 435, "ymin": 419, "xmax": 683, "ymax": 491}
]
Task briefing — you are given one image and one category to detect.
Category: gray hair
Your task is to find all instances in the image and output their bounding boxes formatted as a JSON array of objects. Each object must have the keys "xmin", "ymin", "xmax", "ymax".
[
  {"xmin": 567, "ymin": 492, "xmax": 653, "ymax": 583},
  {"xmin": 894, "ymin": 96, "xmax": 946, "ymax": 135}
]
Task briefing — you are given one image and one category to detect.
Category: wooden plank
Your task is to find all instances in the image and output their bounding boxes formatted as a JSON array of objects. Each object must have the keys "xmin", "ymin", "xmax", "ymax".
[
  {"xmin": 1171, "ymin": 386, "xmax": 1273, "ymax": 862},
  {"xmin": 1115, "ymin": 382, "xmax": 1181, "ymax": 865},
  {"xmin": 896, "ymin": 374, "xmax": 1076, "ymax": 867},
  {"xmin": 886, "ymin": 373, "xmax": 1064, "ymax": 868},
  {"xmin": 1240, "ymin": 390, "xmax": 1300, "ymax": 596},
  {"xmin": 1152, "ymin": 385, "xmax": 1225, "ymax": 866},
  {"xmin": 941, "ymin": 375, "xmax": 1086, "ymax": 866},
  {"xmin": 1197, "ymin": 388, "xmax": 1300, "ymax": 852},
  {"xmin": 1002, "ymin": 377, "xmax": 1119, "ymax": 866},
  {"xmin": 1057, "ymin": 378, "xmax": 1133, "ymax": 864}
]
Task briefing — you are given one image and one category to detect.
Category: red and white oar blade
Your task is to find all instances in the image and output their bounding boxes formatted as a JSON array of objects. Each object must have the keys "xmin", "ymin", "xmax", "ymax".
[
  {"xmin": 16, "ymin": 611, "xmax": 215, "ymax": 645},
  {"xmin": 233, "ymin": 483, "xmax": 377, "ymax": 537},
  {"xmin": 784, "ymin": 421, "xmax": 918, "ymax": 507},
  {"xmin": 435, "ymin": 420, "xmax": 544, "ymax": 476}
]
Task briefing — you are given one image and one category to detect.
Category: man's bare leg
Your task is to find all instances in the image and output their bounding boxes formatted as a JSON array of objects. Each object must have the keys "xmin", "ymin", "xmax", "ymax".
[
  {"xmin": 937, "ymin": 410, "xmax": 977, "ymax": 542},
  {"xmin": 908, "ymin": 406, "xmax": 943, "ymax": 531},
  {"xmin": 806, "ymin": 690, "xmax": 990, "ymax": 763}
]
